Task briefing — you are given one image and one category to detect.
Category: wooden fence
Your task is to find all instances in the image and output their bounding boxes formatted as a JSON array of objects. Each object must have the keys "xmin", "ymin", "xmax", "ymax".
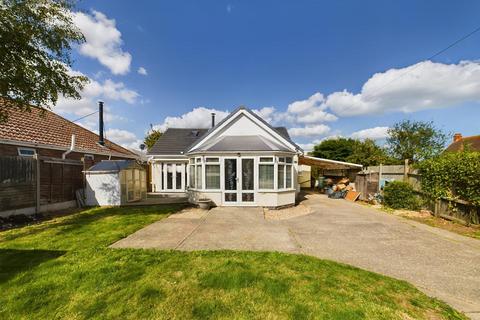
[
  {"xmin": 356, "ymin": 162, "xmax": 480, "ymax": 225},
  {"xmin": 0, "ymin": 155, "xmax": 84, "ymax": 214}
]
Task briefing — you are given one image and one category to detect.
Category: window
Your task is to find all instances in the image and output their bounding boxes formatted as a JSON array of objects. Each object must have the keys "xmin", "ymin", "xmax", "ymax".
[
  {"xmin": 195, "ymin": 158, "xmax": 202, "ymax": 189},
  {"xmin": 277, "ymin": 156, "xmax": 293, "ymax": 189},
  {"xmin": 176, "ymin": 165, "xmax": 182, "ymax": 189},
  {"xmin": 84, "ymin": 154, "xmax": 94, "ymax": 160},
  {"xmin": 258, "ymin": 157, "xmax": 274, "ymax": 189},
  {"xmin": 166, "ymin": 164, "xmax": 173, "ymax": 189},
  {"xmin": 18, "ymin": 147, "xmax": 36, "ymax": 157},
  {"xmin": 189, "ymin": 164, "xmax": 195, "ymax": 188},
  {"xmin": 205, "ymin": 158, "xmax": 220, "ymax": 189}
]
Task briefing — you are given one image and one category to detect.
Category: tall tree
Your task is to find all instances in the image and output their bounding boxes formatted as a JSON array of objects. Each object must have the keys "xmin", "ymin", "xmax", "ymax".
[
  {"xmin": 387, "ymin": 120, "xmax": 448, "ymax": 162},
  {"xmin": 0, "ymin": 0, "xmax": 88, "ymax": 122},
  {"xmin": 310, "ymin": 138, "xmax": 357, "ymax": 162},
  {"xmin": 144, "ymin": 128, "xmax": 163, "ymax": 151},
  {"xmin": 346, "ymin": 139, "xmax": 398, "ymax": 166}
]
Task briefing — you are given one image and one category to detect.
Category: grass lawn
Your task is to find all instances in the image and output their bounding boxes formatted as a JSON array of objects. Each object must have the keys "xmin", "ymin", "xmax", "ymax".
[{"xmin": 0, "ymin": 205, "xmax": 466, "ymax": 319}]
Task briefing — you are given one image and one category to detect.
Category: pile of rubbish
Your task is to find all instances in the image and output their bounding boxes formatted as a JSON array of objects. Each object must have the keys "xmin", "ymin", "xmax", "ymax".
[{"xmin": 324, "ymin": 177, "xmax": 360, "ymax": 201}]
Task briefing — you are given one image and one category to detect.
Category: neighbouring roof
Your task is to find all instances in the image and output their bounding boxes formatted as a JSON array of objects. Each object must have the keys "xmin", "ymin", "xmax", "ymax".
[
  {"xmin": 86, "ymin": 160, "xmax": 142, "ymax": 172},
  {"xmin": 196, "ymin": 135, "xmax": 292, "ymax": 152},
  {"xmin": 445, "ymin": 135, "xmax": 480, "ymax": 152},
  {"xmin": 0, "ymin": 101, "xmax": 136, "ymax": 158},
  {"xmin": 148, "ymin": 107, "xmax": 299, "ymax": 156}
]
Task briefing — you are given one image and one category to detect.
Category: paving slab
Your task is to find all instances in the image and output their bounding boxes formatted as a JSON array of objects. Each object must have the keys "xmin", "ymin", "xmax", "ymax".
[{"xmin": 111, "ymin": 194, "xmax": 480, "ymax": 319}]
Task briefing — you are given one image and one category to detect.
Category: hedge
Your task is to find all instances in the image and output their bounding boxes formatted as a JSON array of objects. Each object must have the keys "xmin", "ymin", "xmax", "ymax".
[
  {"xmin": 383, "ymin": 181, "xmax": 421, "ymax": 210},
  {"xmin": 417, "ymin": 151, "xmax": 480, "ymax": 206}
]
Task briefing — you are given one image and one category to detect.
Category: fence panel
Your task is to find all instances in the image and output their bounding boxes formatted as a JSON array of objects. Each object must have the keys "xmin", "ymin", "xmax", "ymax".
[{"xmin": 0, "ymin": 156, "xmax": 37, "ymax": 211}]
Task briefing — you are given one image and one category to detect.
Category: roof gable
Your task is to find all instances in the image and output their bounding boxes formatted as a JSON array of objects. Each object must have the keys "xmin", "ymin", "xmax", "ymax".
[
  {"xmin": 0, "ymin": 101, "xmax": 136, "ymax": 158},
  {"xmin": 188, "ymin": 107, "xmax": 300, "ymax": 153}
]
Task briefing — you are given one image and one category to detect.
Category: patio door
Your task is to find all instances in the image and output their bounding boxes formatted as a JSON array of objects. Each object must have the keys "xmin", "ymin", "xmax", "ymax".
[{"xmin": 223, "ymin": 158, "xmax": 255, "ymax": 205}]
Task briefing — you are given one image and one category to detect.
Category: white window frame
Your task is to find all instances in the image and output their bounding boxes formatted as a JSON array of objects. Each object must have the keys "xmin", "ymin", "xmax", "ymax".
[
  {"xmin": 276, "ymin": 156, "xmax": 294, "ymax": 190},
  {"xmin": 258, "ymin": 156, "xmax": 275, "ymax": 191},
  {"xmin": 17, "ymin": 147, "xmax": 36, "ymax": 157},
  {"xmin": 205, "ymin": 157, "xmax": 221, "ymax": 190},
  {"xmin": 84, "ymin": 154, "xmax": 94, "ymax": 160}
]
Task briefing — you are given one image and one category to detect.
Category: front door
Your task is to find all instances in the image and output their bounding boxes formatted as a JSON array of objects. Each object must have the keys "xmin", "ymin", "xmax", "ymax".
[{"xmin": 223, "ymin": 158, "xmax": 255, "ymax": 205}]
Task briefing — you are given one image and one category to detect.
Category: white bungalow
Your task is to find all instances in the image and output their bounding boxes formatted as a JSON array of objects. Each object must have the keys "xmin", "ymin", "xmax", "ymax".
[{"xmin": 148, "ymin": 107, "xmax": 303, "ymax": 207}]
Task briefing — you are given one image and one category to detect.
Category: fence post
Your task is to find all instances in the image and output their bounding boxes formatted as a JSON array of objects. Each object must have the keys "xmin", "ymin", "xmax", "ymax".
[
  {"xmin": 378, "ymin": 163, "xmax": 383, "ymax": 192},
  {"xmin": 404, "ymin": 159, "xmax": 409, "ymax": 182},
  {"xmin": 34, "ymin": 154, "xmax": 41, "ymax": 214}
]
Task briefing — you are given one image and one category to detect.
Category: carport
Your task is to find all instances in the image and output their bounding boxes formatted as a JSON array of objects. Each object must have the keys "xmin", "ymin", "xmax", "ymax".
[{"xmin": 298, "ymin": 155, "xmax": 363, "ymax": 189}]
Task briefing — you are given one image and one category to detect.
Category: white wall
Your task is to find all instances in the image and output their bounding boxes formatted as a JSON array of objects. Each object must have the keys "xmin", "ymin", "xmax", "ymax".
[{"xmin": 85, "ymin": 173, "xmax": 121, "ymax": 206}]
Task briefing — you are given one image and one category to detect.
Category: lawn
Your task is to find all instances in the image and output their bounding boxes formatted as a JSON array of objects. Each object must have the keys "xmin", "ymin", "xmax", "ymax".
[{"xmin": 0, "ymin": 205, "xmax": 466, "ymax": 319}]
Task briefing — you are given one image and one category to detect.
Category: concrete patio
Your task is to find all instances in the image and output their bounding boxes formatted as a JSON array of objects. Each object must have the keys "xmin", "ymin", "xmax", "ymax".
[{"xmin": 111, "ymin": 194, "xmax": 480, "ymax": 319}]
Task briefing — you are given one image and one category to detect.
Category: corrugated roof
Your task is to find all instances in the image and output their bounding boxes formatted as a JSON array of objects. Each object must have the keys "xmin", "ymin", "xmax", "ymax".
[
  {"xmin": 445, "ymin": 135, "xmax": 480, "ymax": 152},
  {"xmin": 0, "ymin": 100, "xmax": 137, "ymax": 158}
]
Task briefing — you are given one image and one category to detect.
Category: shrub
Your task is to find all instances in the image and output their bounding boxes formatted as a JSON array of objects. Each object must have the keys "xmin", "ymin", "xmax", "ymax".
[
  {"xmin": 383, "ymin": 181, "xmax": 421, "ymax": 210},
  {"xmin": 418, "ymin": 151, "xmax": 480, "ymax": 206}
]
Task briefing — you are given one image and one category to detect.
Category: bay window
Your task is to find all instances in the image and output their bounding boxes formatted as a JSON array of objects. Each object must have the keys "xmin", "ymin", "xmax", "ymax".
[
  {"xmin": 195, "ymin": 158, "xmax": 202, "ymax": 189},
  {"xmin": 277, "ymin": 156, "xmax": 293, "ymax": 189}
]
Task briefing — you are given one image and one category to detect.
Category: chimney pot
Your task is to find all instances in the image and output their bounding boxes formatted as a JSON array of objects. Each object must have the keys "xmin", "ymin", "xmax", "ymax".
[
  {"xmin": 453, "ymin": 133, "xmax": 462, "ymax": 143},
  {"xmin": 211, "ymin": 113, "xmax": 216, "ymax": 128}
]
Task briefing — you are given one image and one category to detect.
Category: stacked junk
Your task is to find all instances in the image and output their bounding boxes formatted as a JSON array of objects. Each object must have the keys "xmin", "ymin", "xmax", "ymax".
[{"xmin": 318, "ymin": 177, "xmax": 361, "ymax": 202}]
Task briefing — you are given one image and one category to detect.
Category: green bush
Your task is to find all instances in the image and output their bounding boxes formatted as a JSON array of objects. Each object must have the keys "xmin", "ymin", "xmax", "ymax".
[
  {"xmin": 383, "ymin": 181, "xmax": 421, "ymax": 210},
  {"xmin": 418, "ymin": 151, "xmax": 480, "ymax": 206}
]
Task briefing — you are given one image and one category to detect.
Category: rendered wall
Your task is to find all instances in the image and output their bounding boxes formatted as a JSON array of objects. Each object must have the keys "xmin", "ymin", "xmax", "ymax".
[{"xmin": 85, "ymin": 172, "xmax": 121, "ymax": 206}]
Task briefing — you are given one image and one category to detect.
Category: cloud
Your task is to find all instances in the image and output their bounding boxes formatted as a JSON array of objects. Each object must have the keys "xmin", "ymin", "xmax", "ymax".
[
  {"xmin": 326, "ymin": 60, "xmax": 480, "ymax": 116},
  {"xmin": 277, "ymin": 92, "xmax": 337, "ymax": 126},
  {"xmin": 287, "ymin": 92, "xmax": 325, "ymax": 114},
  {"xmin": 288, "ymin": 124, "xmax": 330, "ymax": 137},
  {"xmin": 296, "ymin": 109, "xmax": 337, "ymax": 123},
  {"xmin": 226, "ymin": 4, "xmax": 233, "ymax": 13},
  {"xmin": 154, "ymin": 107, "xmax": 230, "ymax": 131},
  {"xmin": 137, "ymin": 67, "xmax": 148, "ymax": 76},
  {"xmin": 253, "ymin": 107, "xmax": 275, "ymax": 123},
  {"xmin": 73, "ymin": 10, "xmax": 131, "ymax": 75},
  {"xmin": 54, "ymin": 69, "xmax": 138, "ymax": 118},
  {"xmin": 105, "ymin": 128, "xmax": 143, "ymax": 150},
  {"xmin": 350, "ymin": 126, "xmax": 389, "ymax": 140}
]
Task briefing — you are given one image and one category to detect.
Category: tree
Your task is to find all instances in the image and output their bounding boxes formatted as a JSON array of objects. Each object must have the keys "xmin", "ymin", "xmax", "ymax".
[
  {"xmin": 346, "ymin": 139, "xmax": 398, "ymax": 167},
  {"xmin": 144, "ymin": 128, "xmax": 163, "ymax": 150},
  {"xmin": 310, "ymin": 138, "xmax": 357, "ymax": 162},
  {"xmin": 387, "ymin": 120, "xmax": 448, "ymax": 162},
  {"xmin": 0, "ymin": 0, "xmax": 88, "ymax": 122}
]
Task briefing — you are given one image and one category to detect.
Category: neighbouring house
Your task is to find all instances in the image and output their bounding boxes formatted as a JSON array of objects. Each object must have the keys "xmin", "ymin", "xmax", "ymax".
[
  {"xmin": 445, "ymin": 133, "xmax": 480, "ymax": 152},
  {"xmin": 0, "ymin": 101, "xmax": 138, "ymax": 215},
  {"xmin": 85, "ymin": 160, "xmax": 147, "ymax": 206},
  {"xmin": 147, "ymin": 106, "xmax": 362, "ymax": 207}
]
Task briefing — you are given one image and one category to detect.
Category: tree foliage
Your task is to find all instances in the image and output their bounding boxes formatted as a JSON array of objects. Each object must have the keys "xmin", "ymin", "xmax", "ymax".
[
  {"xmin": 387, "ymin": 120, "xmax": 447, "ymax": 162},
  {"xmin": 310, "ymin": 138, "xmax": 395, "ymax": 166},
  {"xmin": 417, "ymin": 151, "xmax": 480, "ymax": 206},
  {"xmin": 144, "ymin": 129, "xmax": 163, "ymax": 151},
  {"xmin": 0, "ymin": 0, "xmax": 88, "ymax": 122},
  {"xmin": 383, "ymin": 181, "xmax": 421, "ymax": 210}
]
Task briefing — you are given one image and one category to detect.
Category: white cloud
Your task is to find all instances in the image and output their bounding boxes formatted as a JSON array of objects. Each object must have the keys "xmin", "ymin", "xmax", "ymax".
[
  {"xmin": 137, "ymin": 67, "xmax": 148, "ymax": 76},
  {"xmin": 105, "ymin": 128, "xmax": 142, "ymax": 150},
  {"xmin": 287, "ymin": 92, "xmax": 325, "ymax": 114},
  {"xmin": 154, "ymin": 107, "xmax": 230, "ymax": 131},
  {"xmin": 253, "ymin": 106, "xmax": 275, "ymax": 123},
  {"xmin": 296, "ymin": 109, "xmax": 337, "ymax": 123},
  {"xmin": 326, "ymin": 60, "xmax": 480, "ymax": 116},
  {"xmin": 350, "ymin": 126, "xmax": 389, "ymax": 140},
  {"xmin": 288, "ymin": 124, "xmax": 330, "ymax": 137},
  {"xmin": 73, "ymin": 10, "xmax": 131, "ymax": 75},
  {"xmin": 54, "ymin": 69, "xmax": 138, "ymax": 120}
]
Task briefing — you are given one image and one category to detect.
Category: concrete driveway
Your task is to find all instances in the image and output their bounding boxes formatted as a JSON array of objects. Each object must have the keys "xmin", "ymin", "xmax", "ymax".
[{"xmin": 112, "ymin": 194, "xmax": 480, "ymax": 319}]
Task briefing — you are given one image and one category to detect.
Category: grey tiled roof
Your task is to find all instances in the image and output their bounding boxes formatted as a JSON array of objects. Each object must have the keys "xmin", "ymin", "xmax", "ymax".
[
  {"xmin": 147, "ymin": 107, "xmax": 301, "ymax": 156},
  {"xmin": 147, "ymin": 128, "xmax": 208, "ymax": 155}
]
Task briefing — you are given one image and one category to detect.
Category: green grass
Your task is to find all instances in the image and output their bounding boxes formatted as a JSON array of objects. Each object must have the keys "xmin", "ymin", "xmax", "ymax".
[{"xmin": 0, "ymin": 205, "xmax": 466, "ymax": 319}]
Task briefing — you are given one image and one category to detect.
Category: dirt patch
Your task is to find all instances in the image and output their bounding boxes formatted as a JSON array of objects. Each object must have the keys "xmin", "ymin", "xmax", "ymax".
[
  {"xmin": 264, "ymin": 203, "xmax": 312, "ymax": 220},
  {"xmin": 0, "ymin": 207, "xmax": 83, "ymax": 232}
]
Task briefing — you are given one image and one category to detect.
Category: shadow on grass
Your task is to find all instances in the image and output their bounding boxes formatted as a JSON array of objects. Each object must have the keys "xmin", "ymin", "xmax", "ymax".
[
  {"xmin": 1, "ymin": 204, "xmax": 184, "ymax": 242},
  {"xmin": 0, "ymin": 249, "xmax": 65, "ymax": 284}
]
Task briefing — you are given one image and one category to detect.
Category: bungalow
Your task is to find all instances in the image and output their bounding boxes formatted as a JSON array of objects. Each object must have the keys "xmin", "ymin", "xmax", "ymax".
[{"xmin": 148, "ymin": 106, "xmax": 361, "ymax": 208}]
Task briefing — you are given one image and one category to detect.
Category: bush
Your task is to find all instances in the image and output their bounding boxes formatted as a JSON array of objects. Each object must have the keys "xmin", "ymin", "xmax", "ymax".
[
  {"xmin": 383, "ymin": 181, "xmax": 421, "ymax": 210},
  {"xmin": 417, "ymin": 151, "xmax": 480, "ymax": 206}
]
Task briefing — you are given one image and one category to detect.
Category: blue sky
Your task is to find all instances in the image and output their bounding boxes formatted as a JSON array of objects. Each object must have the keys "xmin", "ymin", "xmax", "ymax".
[{"xmin": 56, "ymin": 0, "xmax": 480, "ymax": 150}]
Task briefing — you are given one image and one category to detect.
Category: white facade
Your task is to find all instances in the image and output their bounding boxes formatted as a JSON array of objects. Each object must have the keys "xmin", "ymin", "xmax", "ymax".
[{"xmin": 149, "ymin": 108, "xmax": 301, "ymax": 207}]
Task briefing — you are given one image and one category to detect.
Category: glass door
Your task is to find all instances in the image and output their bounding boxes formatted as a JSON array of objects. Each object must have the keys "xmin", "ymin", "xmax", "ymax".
[
  {"xmin": 241, "ymin": 158, "xmax": 255, "ymax": 203},
  {"xmin": 224, "ymin": 158, "xmax": 238, "ymax": 203}
]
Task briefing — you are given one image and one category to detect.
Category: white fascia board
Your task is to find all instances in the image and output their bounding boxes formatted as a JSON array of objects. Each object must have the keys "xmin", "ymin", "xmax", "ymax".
[
  {"xmin": 188, "ymin": 109, "xmax": 297, "ymax": 152},
  {"xmin": 301, "ymin": 155, "xmax": 363, "ymax": 168}
]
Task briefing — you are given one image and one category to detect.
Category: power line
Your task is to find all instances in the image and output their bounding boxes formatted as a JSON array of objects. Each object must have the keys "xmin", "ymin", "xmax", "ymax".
[
  {"xmin": 71, "ymin": 110, "xmax": 98, "ymax": 123},
  {"xmin": 363, "ymin": 24, "xmax": 480, "ymax": 102}
]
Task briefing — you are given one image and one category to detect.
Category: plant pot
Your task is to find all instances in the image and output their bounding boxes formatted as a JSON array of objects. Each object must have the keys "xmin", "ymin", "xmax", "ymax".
[{"xmin": 197, "ymin": 199, "xmax": 211, "ymax": 210}]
